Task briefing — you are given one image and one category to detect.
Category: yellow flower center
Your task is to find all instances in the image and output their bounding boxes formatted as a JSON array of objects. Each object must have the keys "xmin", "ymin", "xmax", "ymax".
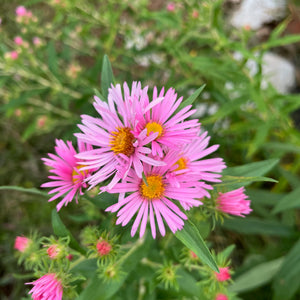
[
  {"xmin": 174, "ymin": 157, "xmax": 188, "ymax": 172},
  {"xmin": 140, "ymin": 175, "xmax": 165, "ymax": 200},
  {"xmin": 145, "ymin": 122, "xmax": 163, "ymax": 138},
  {"xmin": 110, "ymin": 127, "xmax": 135, "ymax": 156},
  {"xmin": 72, "ymin": 166, "xmax": 88, "ymax": 184}
]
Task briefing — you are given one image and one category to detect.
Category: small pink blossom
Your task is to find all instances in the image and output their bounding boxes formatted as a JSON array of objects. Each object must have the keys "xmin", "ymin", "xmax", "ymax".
[
  {"xmin": 96, "ymin": 240, "xmax": 112, "ymax": 256},
  {"xmin": 16, "ymin": 6, "xmax": 27, "ymax": 17},
  {"xmin": 14, "ymin": 36, "xmax": 23, "ymax": 45},
  {"xmin": 9, "ymin": 51, "xmax": 19, "ymax": 60},
  {"xmin": 216, "ymin": 187, "xmax": 252, "ymax": 217},
  {"xmin": 47, "ymin": 245, "xmax": 60, "ymax": 259},
  {"xmin": 192, "ymin": 10, "xmax": 199, "ymax": 18},
  {"xmin": 26, "ymin": 273, "xmax": 63, "ymax": 300},
  {"xmin": 215, "ymin": 267, "xmax": 231, "ymax": 282},
  {"xmin": 33, "ymin": 37, "xmax": 42, "ymax": 46},
  {"xmin": 167, "ymin": 2, "xmax": 175, "ymax": 12},
  {"xmin": 66, "ymin": 254, "xmax": 73, "ymax": 261},
  {"xmin": 37, "ymin": 115, "xmax": 47, "ymax": 128},
  {"xmin": 215, "ymin": 294, "xmax": 229, "ymax": 300},
  {"xmin": 14, "ymin": 236, "xmax": 31, "ymax": 252}
]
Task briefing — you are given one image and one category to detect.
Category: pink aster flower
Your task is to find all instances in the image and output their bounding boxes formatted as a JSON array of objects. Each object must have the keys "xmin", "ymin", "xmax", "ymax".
[
  {"xmin": 26, "ymin": 273, "xmax": 63, "ymax": 300},
  {"xmin": 41, "ymin": 139, "xmax": 92, "ymax": 211},
  {"xmin": 75, "ymin": 82, "xmax": 165, "ymax": 189},
  {"xmin": 16, "ymin": 6, "xmax": 27, "ymax": 17},
  {"xmin": 14, "ymin": 236, "xmax": 31, "ymax": 252},
  {"xmin": 104, "ymin": 158, "xmax": 203, "ymax": 239},
  {"xmin": 215, "ymin": 294, "xmax": 229, "ymax": 300},
  {"xmin": 165, "ymin": 131, "xmax": 226, "ymax": 209},
  {"xmin": 216, "ymin": 187, "xmax": 252, "ymax": 217},
  {"xmin": 215, "ymin": 267, "xmax": 231, "ymax": 282},
  {"xmin": 134, "ymin": 85, "xmax": 200, "ymax": 157},
  {"xmin": 14, "ymin": 36, "xmax": 23, "ymax": 45}
]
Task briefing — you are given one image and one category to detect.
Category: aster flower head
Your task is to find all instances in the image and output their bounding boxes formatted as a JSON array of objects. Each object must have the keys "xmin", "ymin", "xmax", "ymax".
[
  {"xmin": 75, "ymin": 82, "xmax": 165, "ymax": 190},
  {"xmin": 26, "ymin": 273, "xmax": 63, "ymax": 300},
  {"xmin": 41, "ymin": 139, "xmax": 92, "ymax": 211},
  {"xmin": 166, "ymin": 131, "xmax": 226, "ymax": 209},
  {"xmin": 134, "ymin": 85, "xmax": 200, "ymax": 157},
  {"xmin": 14, "ymin": 236, "xmax": 31, "ymax": 252},
  {"xmin": 104, "ymin": 156, "xmax": 203, "ymax": 239},
  {"xmin": 215, "ymin": 267, "xmax": 231, "ymax": 282},
  {"xmin": 216, "ymin": 187, "xmax": 252, "ymax": 217}
]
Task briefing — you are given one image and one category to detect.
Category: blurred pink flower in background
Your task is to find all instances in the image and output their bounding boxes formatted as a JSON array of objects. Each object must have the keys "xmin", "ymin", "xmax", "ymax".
[
  {"xmin": 167, "ymin": 2, "xmax": 175, "ymax": 12},
  {"xmin": 33, "ymin": 37, "xmax": 42, "ymax": 46},
  {"xmin": 9, "ymin": 51, "xmax": 19, "ymax": 60},
  {"xmin": 14, "ymin": 36, "xmax": 23, "ymax": 45},
  {"xmin": 14, "ymin": 236, "xmax": 31, "ymax": 252},
  {"xmin": 216, "ymin": 187, "xmax": 252, "ymax": 217},
  {"xmin": 16, "ymin": 6, "xmax": 27, "ymax": 17}
]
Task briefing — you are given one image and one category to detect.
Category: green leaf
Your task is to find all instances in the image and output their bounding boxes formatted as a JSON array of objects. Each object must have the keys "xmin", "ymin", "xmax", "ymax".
[
  {"xmin": 77, "ymin": 238, "xmax": 152, "ymax": 300},
  {"xmin": 93, "ymin": 88, "xmax": 106, "ymax": 101},
  {"xmin": 262, "ymin": 34, "xmax": 300, "ymax": 49},
  {"xmin": 223, "ymin": 159, "xmax": 279, "ymax": 177},
  {"xmin": 101, "ymin": 55, "xmax": 115, "ymax": 100},
  {"xmin": 272, "ymin": 238, "xmax": 300, "ymax": 300},
  {"xmin": 175, "ymin": 220, "xmax": 218, "ymax": 272},
  {"xmin": 272, "ymin": 186, "xmax": 300, "ymax": 214},
  {"xmin": 71, "ymin": 258, "xmax": 97, "ymax": 278},
  {"xmin": 247, "ymin": 188, "xmax": 284, "ymax": 206},
  {"xmin": 176, "ymin": 85, "xmax": 206, "ymax": 112},
  {"xmin": 47, "ymin": 40, "xmax": 58, "ymax": 76},
  {"xmin": 0, "ymin": 185, "xmax": 48, "ymax": 197},
  {"xmin": 222, "ymin": 217, "xmax": 293, "ymax": 237},
  {"xmin": 177, "ymin": 268, "xmax": 203, "ymax": 297},
  {"xmin": 84, "ymin": 192, "xmax": 118, "ymax": 210},
  {"xmin": 51, "ymin": 210, "xmax": 86, "ymax": 255},
  {"xmin": 215, "ymin": 175, "xmax": 277, "ymax": 189},
  {"xmin": 229, "ymin": 257, "xmax": 284, "ymax": 293}
]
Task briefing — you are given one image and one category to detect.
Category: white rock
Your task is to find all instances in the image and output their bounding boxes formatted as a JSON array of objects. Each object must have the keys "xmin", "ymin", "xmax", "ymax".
[
  {"xmin": 234, "ymin": 51, "xmax": 296, "ymax": 94},
  {"xmin": 230, "ymin": 0, "xmax": 287, "ymax": 30}
]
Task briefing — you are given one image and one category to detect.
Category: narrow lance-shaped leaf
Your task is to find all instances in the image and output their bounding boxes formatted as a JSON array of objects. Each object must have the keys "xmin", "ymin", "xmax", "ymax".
[
  {"xmin": 51, "ymin": 209, "xmax": 86, "ymax": 255},
  {"xmin": 272, "ymin": 186, "xmax": 300, "ymax": 214},
  {"xmin": 222, "ymin": 159, "xmax": 279, "ymax": 177},
  {"xmin": 176, "ymin": 85, "xmax": 206, "ymax": 113},
  {"xmin": 101, "ymin": 54, "xmax": 115, "ymax": 100},
  {"xmin": 272, "ymin": 238, "xmax": 300, "ymax": 300},
  {"xmin": 175, "ymin": 220, "xmax": 219, "ymax": 272},
  {"xmin": 229, "ymin": 257, "xmax": 284, "ymax": 293}
]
